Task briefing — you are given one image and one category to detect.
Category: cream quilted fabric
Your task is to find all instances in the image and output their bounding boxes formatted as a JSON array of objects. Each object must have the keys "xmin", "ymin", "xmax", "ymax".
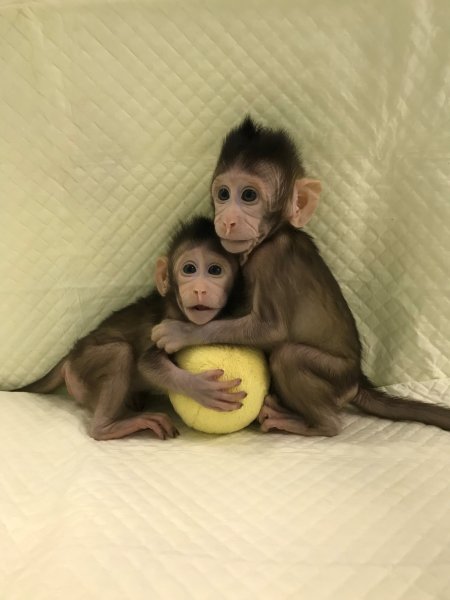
[
  {"xmin": 1, "ymin": 0, "xmax": 448, "ymax": 390},
  {"xmin": 1, "ymin": 1, "xmax": 449, "ymax": 599}
]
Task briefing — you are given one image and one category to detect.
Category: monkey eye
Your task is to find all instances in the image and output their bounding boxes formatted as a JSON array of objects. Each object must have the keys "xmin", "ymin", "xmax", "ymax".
[
  {"xmin": 208, "ymin": 264, "xmax": 223, "ymax": 276},
  {"xmin": 217, "ymin": 187, "xmax": 230, "ymax": 201},
  {"xmin": 182, "ymin": 262, "xmax": 197, "ymax": 275},
  {"xmin": 241, "ymin": 188, "xmax": 257, "ymax": 202}
]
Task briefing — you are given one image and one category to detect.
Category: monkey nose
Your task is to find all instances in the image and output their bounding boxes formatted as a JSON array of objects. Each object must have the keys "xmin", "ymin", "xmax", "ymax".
[{"xmin": 225, "ymin": 222, "xmax": 236, "ymax": 235}]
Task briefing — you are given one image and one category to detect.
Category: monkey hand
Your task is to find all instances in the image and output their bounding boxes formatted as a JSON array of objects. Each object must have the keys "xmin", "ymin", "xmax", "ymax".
[
  {"xmin": 186, "ymin": 370, "xmax": 246, "ymax": 411},
  {"xmin": 151, "ymin": 319, "xmax": 199, "ymax": 353}
]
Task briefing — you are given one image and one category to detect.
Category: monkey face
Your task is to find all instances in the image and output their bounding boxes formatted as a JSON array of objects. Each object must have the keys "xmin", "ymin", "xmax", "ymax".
[
  {"xmin": 212, "ymin": 169, "xmax": 272, "ymax": 254},
  {"xmin": 174, "ymin": 245, "xmax": 237, "ymax": 325},
  {"xmin": 211, "ymin": 118, "xmax": 322, "ymax": 254}
]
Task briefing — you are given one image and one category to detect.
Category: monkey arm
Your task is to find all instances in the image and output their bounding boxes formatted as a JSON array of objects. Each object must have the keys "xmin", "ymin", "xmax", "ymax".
[
  {"xmin": 138, "ymin": 347, "xmax": 246, "ymax": 411},
  {"xmin": 151, "ymin": 312, "xmax": 286, "ymax": 354}
]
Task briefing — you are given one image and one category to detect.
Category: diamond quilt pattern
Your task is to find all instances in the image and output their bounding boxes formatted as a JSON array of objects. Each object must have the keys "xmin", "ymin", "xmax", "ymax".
[
  {"xmin": 0, "ymin": 0, "xmax": 449, "ymax": 388},
  {"xmin": 1, "ymin": 1, "xmax": 450, "ymax": 598},
  {"xmin": 1, "ymin": 383, "xmax": 450, "ymax": 600}
]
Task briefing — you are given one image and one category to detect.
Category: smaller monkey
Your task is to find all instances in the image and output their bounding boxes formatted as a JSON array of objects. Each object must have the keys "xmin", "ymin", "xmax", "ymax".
[{"xmin": 17, "ymin": 217, "xmax": 246, "ymax": 441}]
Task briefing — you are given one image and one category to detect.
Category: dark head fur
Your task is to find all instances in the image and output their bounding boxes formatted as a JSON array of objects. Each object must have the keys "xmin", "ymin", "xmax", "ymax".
[
  {"xmin": 167, "ymin": 216, "xmax": 227, "ymax": 258},
  {"xmin": 212, "ymin": 116, "xmax": 305, "ymax": 209}
]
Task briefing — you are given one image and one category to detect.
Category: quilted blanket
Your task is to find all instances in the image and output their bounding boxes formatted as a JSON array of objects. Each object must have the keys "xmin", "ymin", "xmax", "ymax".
[{"xmin": 1, "ymin": 1, "xmax": 449, "ymax": 598}]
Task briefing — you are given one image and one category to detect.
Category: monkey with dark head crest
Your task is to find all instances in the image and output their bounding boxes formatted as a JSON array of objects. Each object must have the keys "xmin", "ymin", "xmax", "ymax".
[
  {"xmin": 152, "ymin": 117, "xmax": 450, "ymax": 436},
  {"xmin": 17, "ymin": 217, "xmax": 246, "ymax": 441}
]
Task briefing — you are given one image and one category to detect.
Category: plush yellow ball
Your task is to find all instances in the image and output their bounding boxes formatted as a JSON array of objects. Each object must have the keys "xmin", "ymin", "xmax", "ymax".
[{"xmin": 170, "ymin": 345, "xmax": 269, "ymax": 434}]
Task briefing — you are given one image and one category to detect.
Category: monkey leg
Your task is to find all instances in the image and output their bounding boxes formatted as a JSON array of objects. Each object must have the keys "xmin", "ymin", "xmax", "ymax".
[
  {"xmin": 259, "ymin": 343, "xmax": 350, "ymax": 437},
  {"xmin": 63, "ymin": 360, "xmax": 89, "ymax": 403},
  {"xmin": 75, "ymin": 342, "xmax": 178, "ymax": 441}
]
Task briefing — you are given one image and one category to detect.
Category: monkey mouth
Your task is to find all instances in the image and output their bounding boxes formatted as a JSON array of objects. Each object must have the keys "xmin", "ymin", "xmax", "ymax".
[
  {"xmin": 221, "ymin": 234, "xmax": 249, "ymax": 243},
  {"xmin": 185, "ymin": 305, "xmax": 220, "ymax": 325},
  {"xmin": 220, "ymin": 237, "xmax": 253, "ymax": 253}
]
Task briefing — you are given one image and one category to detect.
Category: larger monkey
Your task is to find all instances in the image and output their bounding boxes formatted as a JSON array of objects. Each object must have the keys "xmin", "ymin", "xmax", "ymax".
[
  {"xmin": 152, "ymin": 117, "xmax": 450, "ymax": 435},
  {"xmin": 17, "ymin": 217, "xmax": 245, "ymax": 440}
]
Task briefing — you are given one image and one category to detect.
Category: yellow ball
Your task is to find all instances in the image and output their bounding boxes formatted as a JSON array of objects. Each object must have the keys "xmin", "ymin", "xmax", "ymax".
[{"xmin": 170, "ymin": 345, "xmax": 269, "ymax": 434}]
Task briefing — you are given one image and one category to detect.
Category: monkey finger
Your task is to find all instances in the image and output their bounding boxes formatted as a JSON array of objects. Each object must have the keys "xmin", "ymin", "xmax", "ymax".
[
  {"xmin": 205, "ymin": 399, "xmax": 242, "ymax": 412},
  {"xmin": 150, "ymin": 326, "xmax": 163, "ymax": 342},
  {"xmin": 209, "ymin": 388, "xmax": 245, "ymax": 401},
  {"xmin": 200, "ymin": 369, "xmax": 225, "ymax": 379},
  {"xmin": 212, "ymin": 394, "xmax": 244, "ymax": 410},
  {"xmin": 155, "ymin": 337, "xmax": 178, "ymax": 353},
  {"xmin": 199, "ymin": 372, "xmax": 242, "ymax": 388},
  {"xmin": 154, "ymin": 337, "xmax": 166, "ymax": 349},
  {"xmin": 215, "ymin": 389, "xmax": 247, "ymax": 402},
  {"xmin": 164, "ymin": 342, "xmax": 182, "ymax": 354},
  {"xmin": 151, "ymin": 327, "xmax": 172, "ymax": 344},
  {"xmin": 215, "ymin": 377, "xmax": 242, "ymax": 389}
]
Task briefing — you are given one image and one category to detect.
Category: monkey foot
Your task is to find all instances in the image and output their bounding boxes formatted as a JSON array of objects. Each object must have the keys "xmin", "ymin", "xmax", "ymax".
[
  {"xmin": 258, "ymin": 394, "xmax": 306, "ymax": 434},
  {"xmin": 260, "ymin": 415, "xmax": 311, "ymax": 435},
  {"xmin": 90, "ymin": 412, "xmax": 180, "ymax": 441},
  {"xmin": 258, "ymin": 394, "xmax": 325, "ymax": 436},
  {"xmin": 133, "ymin": 412, "xmax": 180, "ymax": 440},
  {"xmin": 258, "ymin": 394, "xmax": 292, "ymax": 422}
]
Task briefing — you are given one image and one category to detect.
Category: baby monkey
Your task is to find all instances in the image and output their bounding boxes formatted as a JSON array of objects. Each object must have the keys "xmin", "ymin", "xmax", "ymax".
[
  {"xmin": 17, "ymin": 217, "xmax": 245, "ymax": 441},
  {"xmin": 153, "ymin": 117, "xmax": 450, "ymax": 436}
]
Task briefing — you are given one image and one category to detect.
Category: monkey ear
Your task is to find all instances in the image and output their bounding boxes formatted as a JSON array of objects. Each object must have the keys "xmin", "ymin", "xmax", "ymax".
[
  {"xmin": 289, "ymin": 178, "xmax": 322, "ymax": 228},
  {"xmin": 154, "ymin": 256, "xmax": 170, "ymax": 296}
]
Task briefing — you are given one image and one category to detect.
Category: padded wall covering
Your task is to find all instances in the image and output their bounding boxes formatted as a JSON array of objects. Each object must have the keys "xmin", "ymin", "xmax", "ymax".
[{"xmin": 0, "ymin": 0, "xmax": 449, "ymax": 390}]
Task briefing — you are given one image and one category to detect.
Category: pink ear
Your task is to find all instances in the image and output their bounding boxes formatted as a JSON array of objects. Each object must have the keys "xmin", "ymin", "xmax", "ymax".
[
  {"xmin": 289, "ymin": 178, "xmax": 322, "ymax": 228},
  {"xmin": 154, "ymin": 256, "xmax": 169, "ymax": 296}
]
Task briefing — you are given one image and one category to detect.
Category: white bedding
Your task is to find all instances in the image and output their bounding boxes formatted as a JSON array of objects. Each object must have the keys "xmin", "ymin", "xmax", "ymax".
[
  {"xmin": 2, "ymin": 382, "xmax": 450, "ymax": 600},
  {"xmin": 1, "ymin": 0, "xmax": 449, "ymax": 598}
]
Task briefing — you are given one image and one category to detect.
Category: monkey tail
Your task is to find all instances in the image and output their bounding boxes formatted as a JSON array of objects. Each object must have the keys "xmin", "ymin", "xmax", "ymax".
[
  {"xmin": 16, "ymin": 358, "xmax": 66, "ymax": 394},
  {"xmin": 351, "ymin": 375, "xmax": 450, "ymax": 431}
]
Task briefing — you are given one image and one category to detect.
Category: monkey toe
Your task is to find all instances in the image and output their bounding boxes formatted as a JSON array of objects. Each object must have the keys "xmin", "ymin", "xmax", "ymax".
[
  {"xmin": 258, "ymin": 394, "xmax": 291, "ymax": 424},
  {"xmin": 89, "ymin": 413, "xmax": 179, "ymax": 441},
  {"xmin": 139, "ymin": 413, "xmax": 179, "ymax": 439},
  {"xmin": 261, "ymin": 416, "xmax": 340, "ymax": 437},
  {"xmin": 263, "ymin": 394, "xmax": 285, "ymax": 409},
  {"xmin": 260, "ymin": 416, "xmax": 308, "ymax": 435}
]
